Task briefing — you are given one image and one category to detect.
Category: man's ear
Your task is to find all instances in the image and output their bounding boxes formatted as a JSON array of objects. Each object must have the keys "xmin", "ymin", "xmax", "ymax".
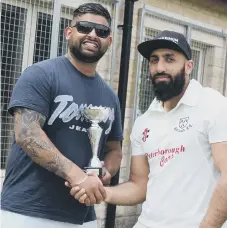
[
  {"xmin": 65, "ymin": 27, "xmax": 72, "ymax": 40},
  {"xmin": 185, "ymin": 60, "xmax": 194, "ymax": 75},
  {"xmin": 106, "ymin": 35, "xmax": 113, "ymax": 48},
  {"xmin": 109, "ymin": 36, "xmax": 113, "ymax": 47}
]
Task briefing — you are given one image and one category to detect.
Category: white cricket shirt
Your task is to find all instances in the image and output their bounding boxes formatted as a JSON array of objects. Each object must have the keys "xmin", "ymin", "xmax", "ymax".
[{"xmin": 131, "ymin": 79, "xmax": 227, "ymax": 227}]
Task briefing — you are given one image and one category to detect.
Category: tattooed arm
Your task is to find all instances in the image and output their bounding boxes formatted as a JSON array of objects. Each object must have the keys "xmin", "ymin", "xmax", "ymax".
[{"xmin": 14, "ymin": 107, "xmax": 86, "ymax": 183}]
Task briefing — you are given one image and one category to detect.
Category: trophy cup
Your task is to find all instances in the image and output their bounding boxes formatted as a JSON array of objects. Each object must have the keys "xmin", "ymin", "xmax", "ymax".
[{"xmin": 83, "ymin": 106, "xmax": 110, "ymax": 177}]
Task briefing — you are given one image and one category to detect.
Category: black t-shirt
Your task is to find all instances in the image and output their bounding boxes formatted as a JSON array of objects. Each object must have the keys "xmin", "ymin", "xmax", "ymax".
[{"xmin": 1, "ymin": 56, "xmax": 123, "ymax": 224}]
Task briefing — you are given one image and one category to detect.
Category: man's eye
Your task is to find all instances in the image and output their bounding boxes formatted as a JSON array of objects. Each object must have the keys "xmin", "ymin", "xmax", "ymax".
[
  {"xmin": 150, "ymin": 59, "xmax": 158, "ymax": 63},
  {"xmin": 166, "ymin": 58, "xmax": 174, "ymax": 62}
]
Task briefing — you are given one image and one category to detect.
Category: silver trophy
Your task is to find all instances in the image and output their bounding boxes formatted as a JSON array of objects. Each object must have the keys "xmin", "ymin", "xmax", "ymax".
[{"xmin": 83, "ymin": 106, "xmax": 110, "ymax": 177}]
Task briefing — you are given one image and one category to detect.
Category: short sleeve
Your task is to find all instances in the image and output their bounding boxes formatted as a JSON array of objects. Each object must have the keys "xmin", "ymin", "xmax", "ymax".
[
  {"xmin": 8, "ymin": 65, "xmax": 52, "ymax": 118},
  {"xmin": 208, "ymin": 100, "xmax": 227, "ymax": 144},
  {"xmin": 106, "ymin": 97, "xmax": 123, "ymax": 141},
  {"xmin": 130, "ymin": 118, "xmax": 145, "ymax": 156}
]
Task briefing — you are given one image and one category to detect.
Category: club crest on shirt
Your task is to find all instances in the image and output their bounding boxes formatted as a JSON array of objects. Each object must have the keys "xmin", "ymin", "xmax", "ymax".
[
  {"xmin": 174, "ymin": 117, "xmax": 192, "ymax": 132},
  {"xmin": 142, "ymin": 128, "xmax": 150, "ymax": 142}
]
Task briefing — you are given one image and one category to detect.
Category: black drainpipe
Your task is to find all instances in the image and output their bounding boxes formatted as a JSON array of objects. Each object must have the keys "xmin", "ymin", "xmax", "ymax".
[{"xmin": 105, "ymin": 0, "xmax": 138, "ymax": 227}]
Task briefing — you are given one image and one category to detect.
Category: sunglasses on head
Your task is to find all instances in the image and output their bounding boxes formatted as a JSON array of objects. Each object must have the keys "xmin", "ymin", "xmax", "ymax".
[{"xmin": 72, "ymin": 21, "xmax": 111, "ymax": 38}]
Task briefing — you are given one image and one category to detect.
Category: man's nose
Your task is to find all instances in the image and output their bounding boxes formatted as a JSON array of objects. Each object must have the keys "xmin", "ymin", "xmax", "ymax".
[
  {"xmin": 156, "ymin": 60, "xmax": 166, "ymax": 73},
  {"xmin": 87, "ymin": 28, "xmax": 97, "ymax": 37}
]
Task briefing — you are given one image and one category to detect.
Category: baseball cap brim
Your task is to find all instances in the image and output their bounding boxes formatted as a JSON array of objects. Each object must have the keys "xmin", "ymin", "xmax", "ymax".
[{"xmin": 137, "ymin": 39, "xmax": 189, "ymax": 60}]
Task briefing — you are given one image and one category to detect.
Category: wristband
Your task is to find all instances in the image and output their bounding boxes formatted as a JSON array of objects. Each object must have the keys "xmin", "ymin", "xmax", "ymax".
[{"xmin": 76, "ymin": 174, "xmax": 88, "ymax": 185}]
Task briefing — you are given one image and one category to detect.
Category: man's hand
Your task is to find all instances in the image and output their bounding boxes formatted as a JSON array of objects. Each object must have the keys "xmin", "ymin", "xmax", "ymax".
[
  {"xmin": 65, "ymin": 168, "xmax": 110, "ymax": 206},
  {"xmin": 68, "ymin": 173, "xmax": 106, "ymax": 206},
  {"xmin": 66, "ymin": 155, "xmax": 149, "ymax": 207},
  {"xmin": 69, "ymin": 184, "xmax": 113, "ymax": 206},
  {"xmin": 100, "ymin": 161, "xmax": 111, "ymax": 185},
  {"xmin": 65, "ymin": 162, "xmax": 112, "ymax": 205}
]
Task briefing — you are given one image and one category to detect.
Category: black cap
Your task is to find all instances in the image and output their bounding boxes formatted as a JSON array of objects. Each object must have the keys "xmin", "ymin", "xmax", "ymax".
[{"xmin": 137, "ymin": 30, "xmax": 192, "ymax": 60}]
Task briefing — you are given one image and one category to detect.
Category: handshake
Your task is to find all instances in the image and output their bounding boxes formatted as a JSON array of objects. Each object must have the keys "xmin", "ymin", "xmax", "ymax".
[{"xmin": 65, "ymin": 162, "xmax": 112, "ymax": 206}]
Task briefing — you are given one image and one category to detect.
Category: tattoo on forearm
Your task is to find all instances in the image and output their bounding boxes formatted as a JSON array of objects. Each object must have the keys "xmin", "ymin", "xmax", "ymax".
[{"xmin": 14, "ymin": 108, "xmax": 72, "ymax": 179}]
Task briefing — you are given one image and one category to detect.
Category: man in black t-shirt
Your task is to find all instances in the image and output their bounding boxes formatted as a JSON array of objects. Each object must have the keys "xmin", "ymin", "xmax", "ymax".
[{"xmin": 1, "ymin": 3, "xmax": 123, "ymax": 227}]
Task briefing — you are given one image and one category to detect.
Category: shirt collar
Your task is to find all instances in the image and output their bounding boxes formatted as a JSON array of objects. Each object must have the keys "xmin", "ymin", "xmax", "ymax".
[{"xmin": 148, "ymin": 79, "xmax": 203, "ymax": 112}]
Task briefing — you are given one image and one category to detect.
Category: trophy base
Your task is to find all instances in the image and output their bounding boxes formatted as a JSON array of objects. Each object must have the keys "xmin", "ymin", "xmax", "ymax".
[{"xmin": 84, "ymin": 166, "xmax": 104, "ymax": 177}]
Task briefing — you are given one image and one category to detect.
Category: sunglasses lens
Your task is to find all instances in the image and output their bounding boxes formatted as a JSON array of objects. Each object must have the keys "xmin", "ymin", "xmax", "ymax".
[
  {"xmin": 76, "ymin": 22, "xmax": 92, "ymax": 34},
  {"xmin": 95, "ymin": 28, "xmax": 110, "ymax": 38}
]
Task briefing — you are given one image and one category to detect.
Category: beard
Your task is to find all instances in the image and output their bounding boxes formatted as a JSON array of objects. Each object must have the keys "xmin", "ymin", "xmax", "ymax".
[
  {"xmin": 68, "ymin": 39, "xmax": 107, "ymax": 63},
  {"xmin": 151, "ymin": 67, "xmax": 186, "ymax": 102}
]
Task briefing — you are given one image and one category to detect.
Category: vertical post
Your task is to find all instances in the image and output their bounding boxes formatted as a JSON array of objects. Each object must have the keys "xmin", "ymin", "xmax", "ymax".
[
  {"xmin": 50, "ymin": 0, "xmax": 61, "ymax": 59},
  {"xmin": 105, "ymin": 0, "xmax": 138, "ymax": 227},
  {"xmin": 109, "ymin": 0, "xmax": 120, "ymax": 88},
  {"xmin": 186, "ymin": 25, "xmax": 192, "ymax": 45},
  {"xmin": 223, "ymin": 36, "xmax": 227, "ymax": 96},
  {"xmin": 132, "ymin": 6, "xmax": 145, "ymax": 123}
]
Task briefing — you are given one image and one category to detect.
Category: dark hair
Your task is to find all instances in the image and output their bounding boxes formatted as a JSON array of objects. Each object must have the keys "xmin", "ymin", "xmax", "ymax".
[{"xmin": 73, "ymin": 3, "xmax": 111, "ymax": 26}]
